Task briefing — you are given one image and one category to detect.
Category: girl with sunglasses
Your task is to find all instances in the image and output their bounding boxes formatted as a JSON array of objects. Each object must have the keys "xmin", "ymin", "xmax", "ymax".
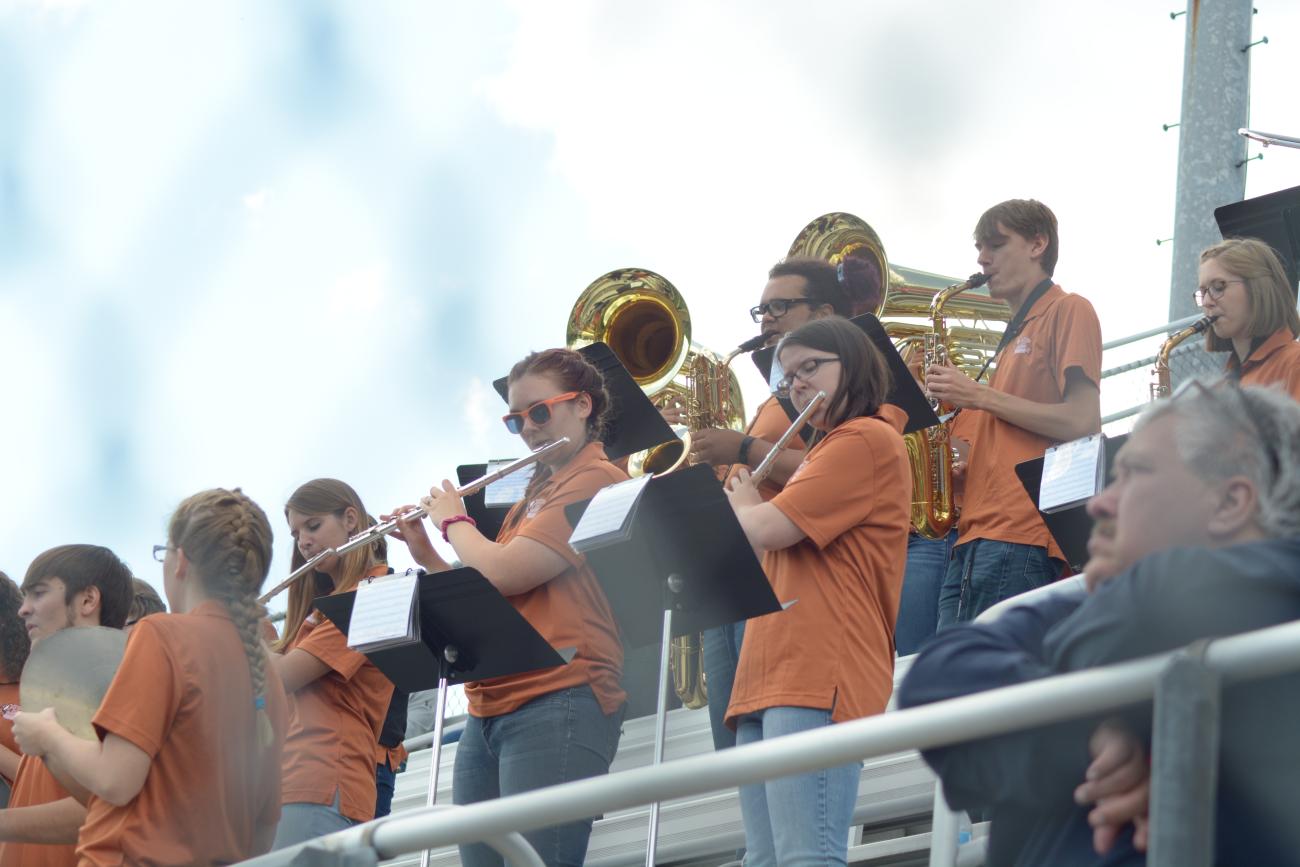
[
  {"xmin": 723, "ymin": 316, "xmax": 912, "ymax": 867},
  {"xmin": 390, "ymin": 347, "xmax": 627, "ymax": 867},
  {"xmin": 1197, "ymin": 237, "xmax": 1300, "ymax": 399}
]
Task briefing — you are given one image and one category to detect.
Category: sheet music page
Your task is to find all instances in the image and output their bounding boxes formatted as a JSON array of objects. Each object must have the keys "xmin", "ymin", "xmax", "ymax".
[
  {"xmin": 484, "ymin": 459, "xmax": 534, "ymax": 507},
  {"xmin": 1039, "ymin": 434, "xmax": 1105, "ymax": 513},
  {"xmin": 568, "ymin": 474, "xmax": 653, "ymax": 550},
  {"xmin": 347, "ymin": 572, "xmax": 418, "ymax": 649}
]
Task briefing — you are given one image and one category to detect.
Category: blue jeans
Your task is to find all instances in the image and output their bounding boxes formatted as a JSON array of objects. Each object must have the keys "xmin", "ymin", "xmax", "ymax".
[
  {"xmin": 734, "ymin": 707, "xmax": 860, "ymax": 867},
  {"xmin": 454, "ymin": 686, "xmax": 625, "ymax": 867},
  {"xmin": 374, "ymin": 758, "xmax": 404, "ymax": 818},
  {"xmin": 936, "ymin": 539, "xmax": 1063, "ymax": 629},
  {"xmin": 271, "ymin": 791, "xmax": 355, "ymax": 850},
  {"xmin": 895, "ymin": 530, "xmax": 957, "ymax": 656},
  {"xmin": 702, "ymin": 620, "xmax": 746, "ymax": 750}
]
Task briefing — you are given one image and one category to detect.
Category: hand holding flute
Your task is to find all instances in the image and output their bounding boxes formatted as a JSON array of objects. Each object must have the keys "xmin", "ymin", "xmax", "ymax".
[{"xmin": 258, "ymin": 439, "xmax": 569, "ymax": 604}]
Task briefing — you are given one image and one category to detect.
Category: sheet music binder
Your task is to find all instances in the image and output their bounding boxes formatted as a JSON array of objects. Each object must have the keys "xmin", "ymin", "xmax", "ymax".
[
  {"xmin": 565, "ymin": 463, "xmax": 782, "ymax": 648},
  {"xmin": 752, "ymin": 313, "xmax": 939, "ymax": 434},
  {"xmin": 1015, "ymin": 433, "xmax": 1128, "ymax": 573},
  {"xmin": 315, "ymin": 567, "xmax": 567, "ymax": 693}
]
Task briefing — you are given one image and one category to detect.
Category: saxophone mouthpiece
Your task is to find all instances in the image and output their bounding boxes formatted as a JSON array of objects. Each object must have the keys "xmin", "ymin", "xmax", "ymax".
[
  {"xmin": 967, "ymin": 272, "xmax": 990, "ymax": 289},
  {"xmin": 737, "ymin": 334, "xmax": 770, "ymax": 353}
]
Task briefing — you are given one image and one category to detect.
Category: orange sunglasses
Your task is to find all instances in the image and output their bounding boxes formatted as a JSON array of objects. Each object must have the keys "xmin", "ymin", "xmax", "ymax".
[{"xmin": 502, "ymin": 391, "xmax": 583, "ymax": 434}]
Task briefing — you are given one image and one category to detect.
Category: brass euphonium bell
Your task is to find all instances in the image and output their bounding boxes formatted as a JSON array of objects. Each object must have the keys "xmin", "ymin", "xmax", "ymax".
[
  {"xmin": 787, "ymin": 212, "xmax": 1011, "ymax": 538},
  {"xmin": 567, "ymin": 267, "xmax": 747, "ymax": 709}
]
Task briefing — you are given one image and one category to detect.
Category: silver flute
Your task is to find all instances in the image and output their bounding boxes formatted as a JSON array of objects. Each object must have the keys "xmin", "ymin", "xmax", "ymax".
[
  {"xmin": 257, "ymin": 438, "xmax": 570, "ymax": 604},
  {"xmin": 749, "ymin": 391, "xmax": 826, "ymax": 485}
]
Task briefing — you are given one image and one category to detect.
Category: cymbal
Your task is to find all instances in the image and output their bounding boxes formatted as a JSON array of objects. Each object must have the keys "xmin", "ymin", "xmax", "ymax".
[{"xmin": 20, "ymin": 626, "xmax": 127, "ymax": 741}]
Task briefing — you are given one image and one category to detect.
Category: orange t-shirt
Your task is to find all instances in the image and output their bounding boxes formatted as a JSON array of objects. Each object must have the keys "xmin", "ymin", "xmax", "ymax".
[
  {"xmin": 76, "ymin": 604, "xmax": 289, "ymax": 867},
  {"xmin": 955, "ymin": 286, "xmax": 1102, "ymax": 559},
  {"xmin": 1229, "ymin": 326, "xmax": 1300, "ymax": 399},
  {"xmin": 723, "ymin": 396, "xmax": 807, "ymax": 500},
  {"xmin": 0, "ymin": 755, "xmax": 77, "ymax": 867},
  {"xmin": 280, "ymin": 608, "xmax": 394, "ymax": 823},
  {"xmin": 0, "ymin": 681, "xmax": 18, "ymax": 783},
  {"xmin": 725, "ymin": 414, "xmax": 912, "ymax": 726},
  {"xmin": 465, "ymin": 442, "xmax": 627, "ymax": 718}
]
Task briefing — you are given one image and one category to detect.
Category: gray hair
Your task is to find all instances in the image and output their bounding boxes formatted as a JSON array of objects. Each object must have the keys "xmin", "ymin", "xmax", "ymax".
[{"xmin": 1137, "ymin": 383, "xmax": 1300, "ymax": 538}]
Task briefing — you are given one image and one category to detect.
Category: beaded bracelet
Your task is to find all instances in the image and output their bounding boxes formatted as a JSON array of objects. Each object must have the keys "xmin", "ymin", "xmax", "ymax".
[{"xmin": 439, "ymin": 514, "xmax": 478, "ymax": 542}]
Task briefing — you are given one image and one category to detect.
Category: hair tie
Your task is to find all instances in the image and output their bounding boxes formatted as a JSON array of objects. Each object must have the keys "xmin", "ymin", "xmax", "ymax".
[
  {"xmin": 254, "ymin": 696, "xmax": 266, "ymax": 710},
  {"xmin": 836, "ymin": 262, "xmax": 846, "ymax": 286}
]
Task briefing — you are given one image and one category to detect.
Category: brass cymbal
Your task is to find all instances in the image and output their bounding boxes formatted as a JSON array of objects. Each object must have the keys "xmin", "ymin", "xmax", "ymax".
[{"xmin": 20, "ymin": 626, "xmax": 127, "ymax": 741}]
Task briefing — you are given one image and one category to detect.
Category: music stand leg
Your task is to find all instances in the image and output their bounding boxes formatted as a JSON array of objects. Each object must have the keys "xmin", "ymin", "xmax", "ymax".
[
  {"xmin": 420, "ymin": 654, "xmax": 455, "ymax": 867},
  {"xmin": 645, "ymin": 607, "xmax": 673, "ymax": 867}
]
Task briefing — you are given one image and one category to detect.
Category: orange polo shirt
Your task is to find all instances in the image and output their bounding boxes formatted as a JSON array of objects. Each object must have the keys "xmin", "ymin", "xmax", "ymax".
[
  {"xmin": 76, "ymin": 605, "xmax": 289, "ymax": 866},
  {"xmin": 726, "ymin": 414, "xmax": 912, "ymax": 726},
  {"xmin": 724, "ymin": 396, "xmax": 807, "ymax": 500},
  {"xmin": 955, "ymin": 285, "xmax": 1102, "ymax": 559},
  {"xmin": 465, "ymin": 442, "xmax": 627, "ymax": 718},
  {"xmin": 0, "ymin": 755, "xmax": 77, "ymax": 867},
  {"xmin": 280, "ymin": 598, "xmax": 394, "ymax": 823},
  {"xmin": 1229, "ymin": 326, "xmax": 1300, "ymax": 400}
]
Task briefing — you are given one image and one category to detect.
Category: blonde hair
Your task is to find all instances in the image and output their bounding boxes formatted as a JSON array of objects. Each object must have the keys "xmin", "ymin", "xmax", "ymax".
[
  {"xmin": 168, "ymin": 487, "xmax": 276, "ymax": 747},
  {"xmin": 1201, "ymin": 238, "xmax": 1300, "ymax": 353},
  {"xmin": 276, "ymin": 479, "xmax": 386, "ymax": 654}
]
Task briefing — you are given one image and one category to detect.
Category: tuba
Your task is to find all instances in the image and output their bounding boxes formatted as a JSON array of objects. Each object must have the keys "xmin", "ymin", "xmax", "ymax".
[
  {"xmin": 567, "ymin": 267, "xmax": 746, "ymax": 709},
  {"xmin": 1150, "ymin": 316, "xmax": 1216, "ymax": 400},
  {"xmin": 788, "ymin": 213, "xmax": 1010, "ymax": 538}
]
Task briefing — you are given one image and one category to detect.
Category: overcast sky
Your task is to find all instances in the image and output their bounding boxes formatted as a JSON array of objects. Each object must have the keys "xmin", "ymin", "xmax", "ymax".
[{"xmin": 1, "ymin": 0, "xmax": 1297, "ymax": 608}]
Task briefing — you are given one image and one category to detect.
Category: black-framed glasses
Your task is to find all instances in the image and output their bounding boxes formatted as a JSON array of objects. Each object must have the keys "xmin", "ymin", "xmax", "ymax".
[
  {"xmin": 1192, "ymin": 279, "xmax": 1245, "ymax": 307},
  {"xmin": 152, "ymin": 544, "xmax": 174, "ymax": 563},
  {"xmin": 750, "ymin": 297, "xmax": 815, "ymax": 323},
  {"xmin": 501, "ymin": 391, "xmax": 582, "ymax": 434},
  {"xmin": 773, "ymin": 356, "xmax": 839, "ymax": 398}
]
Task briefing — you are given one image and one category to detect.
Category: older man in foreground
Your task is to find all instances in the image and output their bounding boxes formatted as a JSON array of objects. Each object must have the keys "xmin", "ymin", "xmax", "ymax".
[{"xmin": 898, "ymin": 383, "xmax": 1300, "ymax": 866}]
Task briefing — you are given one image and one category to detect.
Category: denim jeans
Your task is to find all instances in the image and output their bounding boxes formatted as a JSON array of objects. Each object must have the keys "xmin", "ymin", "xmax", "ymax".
[
  {"xmin": 701, "ymin": 620, "xmax": 746, "ymax": 750},
  {"xmin": 271, "ymin": 791, "xmax": 355, "ymax": 850},
  {"xmin": 936, "ymin": 538, "xmax": 1063, "ymax": 629},
  {"xmin": 895, "ymin": 529, "xmax": 957, "ymax": 656},
  {"xmin": 454, "ymin": 686, "xmax": 625, "ymax": 867},
  {"xmin": 734, "ymin": 707, "xmax": 861, "ymax": 867},
  {"xmin": 374, "ymin": 759, "xmax": 401, "ymax": 818}
]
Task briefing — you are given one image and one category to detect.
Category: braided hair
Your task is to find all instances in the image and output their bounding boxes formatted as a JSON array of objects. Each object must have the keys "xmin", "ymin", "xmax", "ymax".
[
  {"xmin": 506, "ymin": 348, "xmax": 612, "ymax": 503},
  {"xmin": 168, "ymin": 488, "xmax": 276, "ymax": 748}
]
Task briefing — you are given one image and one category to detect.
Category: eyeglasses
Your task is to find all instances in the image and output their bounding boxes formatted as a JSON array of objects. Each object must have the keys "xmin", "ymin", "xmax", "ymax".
[
  {"xmin": 502, "ymin": 391, "xmax": 582, "ymax": 434},
  {"xmin": 750, "ymin": 298, "xmax": 815, "ymax": 323},
  {"xmin": 773, "ymin": 356, "xmax": 839, "ymax": 398},
  {"xmin": 1192, "ymin": 279, "xmax": 1245, "ymax": 307},
  {"xmin": 152, "ymin": 544, "xmax": 174, "ymax": 562}
]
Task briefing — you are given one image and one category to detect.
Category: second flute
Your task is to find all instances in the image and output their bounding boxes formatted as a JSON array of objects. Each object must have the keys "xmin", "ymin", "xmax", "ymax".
[{"xmin": 257, "ymin": 438, "xmax": 570, "ymax": 604}]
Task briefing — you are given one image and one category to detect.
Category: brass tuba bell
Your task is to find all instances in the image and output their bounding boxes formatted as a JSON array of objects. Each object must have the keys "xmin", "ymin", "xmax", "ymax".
[
  {"xmin": 787, "ymin": 212, "xmax": 1011, "ymax": 538},
  {"xmin": 567, "ymin": 267, "xmax": 747, "ymax": 477}
]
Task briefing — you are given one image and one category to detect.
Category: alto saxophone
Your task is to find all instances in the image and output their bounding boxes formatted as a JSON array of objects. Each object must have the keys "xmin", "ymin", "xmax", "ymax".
[
  {"xmin": 908, "ymin": 273, "xmax": 990, "ymax": 540},
  {"xmin": 1150, "ymin": 316, "xmax": 1216, "ymax": 400}
]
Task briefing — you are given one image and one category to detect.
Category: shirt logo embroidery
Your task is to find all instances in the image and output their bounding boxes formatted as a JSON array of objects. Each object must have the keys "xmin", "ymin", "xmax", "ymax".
[
  {"xmin": 526, "ymin": 498, "xmax": 546, "ymax": 519},
  {"xmin": 1015, "ymin": 335, "xmax": 1032, "ymax": 355}
]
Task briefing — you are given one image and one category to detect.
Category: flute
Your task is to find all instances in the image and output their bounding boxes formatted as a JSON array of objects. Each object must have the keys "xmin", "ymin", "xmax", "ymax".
[
  {"xmin": 257, "ymin": 438, "xmax": 570, "ymax": 604},
  {"xmin": 749, "ymin": 391, "xmax": 826, "ymax": 485}
]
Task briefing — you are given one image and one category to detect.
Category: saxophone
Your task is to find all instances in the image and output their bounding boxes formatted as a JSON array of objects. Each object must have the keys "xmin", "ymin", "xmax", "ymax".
[
  {"xmin": 909, "ymin": 273, "xmax": 991, "ymax": 540},
  {"xmin": 1150, "ymin": 316, "xmax": 1217, "ymax": 400}
]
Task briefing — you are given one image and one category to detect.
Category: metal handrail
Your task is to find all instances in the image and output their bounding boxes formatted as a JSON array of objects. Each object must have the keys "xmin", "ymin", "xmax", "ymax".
[
  {"xmin": 1101, "ymin": 313, "xmax": 1203, "ymax": 352},
  {"xmin": 235, "ymin": 619, "xmax": 1300, "ymax": 866}
]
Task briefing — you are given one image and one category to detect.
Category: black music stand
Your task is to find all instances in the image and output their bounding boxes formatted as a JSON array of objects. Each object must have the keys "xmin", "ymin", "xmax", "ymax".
[
  {"xmin": 316, "ymin": 568, "xmax": 568, "ymax": 865},
  {"xmin": 1215, "ymin": 183, "xmax": 1300, "ymax": 294},
  {"xmin": 1014, "ymin": 434, "xmax": 1128, "ymax": 573},
  {"xmin": 566, "ymin": 464, "xmax": 781, "ymax": 866}
]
